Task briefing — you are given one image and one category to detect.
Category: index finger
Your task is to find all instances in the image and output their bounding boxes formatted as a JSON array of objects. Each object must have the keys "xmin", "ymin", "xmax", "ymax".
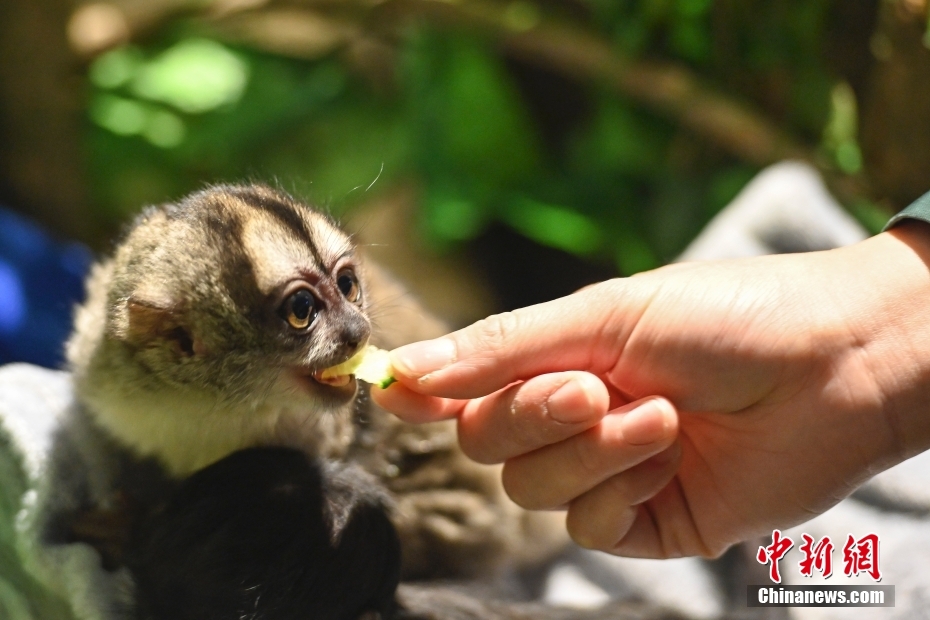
[
  {"xmin": 389, "ymin": 280, "xmax": 637, "ymax": 400},
  {"xmin": 371, "ymin": 382, "xmax": 466, "ymax": 423}
]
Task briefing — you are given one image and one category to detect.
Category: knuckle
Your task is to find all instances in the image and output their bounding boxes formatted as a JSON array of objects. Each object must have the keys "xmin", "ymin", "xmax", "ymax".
[
  {"xmin": 469, "ymin": 311, "xmax": 521, "ymax": 353},
  {"xmin": 570, "ymin": 429, "xmax": 605, "ymax": 479},
  {"xmin": 457, "ymin": 387, "xmax": 524, "ymax": 465},
  {"xmin": 500, "ymin": 463, "xmax": 545, "ymax": 510},
  {"xmin": 457, "ymin": 428, "xmax": 497, "ymax": 465},
  {"xmin": 593, "ymin": 277, "xmax": 625, "ymax": 298},
  {"xmin": 602, "ymin": 472, "xmax": 633, "ymax": 504},
  {"xmin": 583, "ymin": 278, "xmax": 625, "ymax": 314}
]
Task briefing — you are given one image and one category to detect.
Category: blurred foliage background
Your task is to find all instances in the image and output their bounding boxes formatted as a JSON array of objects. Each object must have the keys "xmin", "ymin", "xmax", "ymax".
[{"xmin": 2, "ymin": 0, "xmax": 930, "ymax": 327}]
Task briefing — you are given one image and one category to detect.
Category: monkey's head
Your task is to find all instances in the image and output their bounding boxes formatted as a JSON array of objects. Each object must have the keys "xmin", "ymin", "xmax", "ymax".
[{"xmin": 68, "ymin": 185, "xmax": 372, "ymax": 474}]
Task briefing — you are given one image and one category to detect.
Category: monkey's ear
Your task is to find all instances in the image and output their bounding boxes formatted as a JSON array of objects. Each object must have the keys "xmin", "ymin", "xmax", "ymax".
[
  {"xmin": 125, "ymin": 293, "xmax": 176, "ymax": 340},
  {"xmin": 121, "ymin": 291, "xmax": 200, "ymax": 357}
]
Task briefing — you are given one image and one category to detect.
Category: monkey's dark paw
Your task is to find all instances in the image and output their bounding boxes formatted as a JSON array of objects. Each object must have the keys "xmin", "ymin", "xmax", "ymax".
[{"xmin": 127, "ymin": 447, "xmax": 401, "ymax": 620}]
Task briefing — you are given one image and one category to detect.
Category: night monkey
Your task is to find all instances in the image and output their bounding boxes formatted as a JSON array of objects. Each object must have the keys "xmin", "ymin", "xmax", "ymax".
[{"xmin": 44, "ymin": 185, "xmax": 564, "ymax": 617}]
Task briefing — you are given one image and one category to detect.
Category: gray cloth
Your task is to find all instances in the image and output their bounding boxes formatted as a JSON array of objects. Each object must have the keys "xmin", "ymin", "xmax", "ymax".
[
  {"xmin": 0, "ymin": 364, "xmax": 132, "ymax": 620},
  {"xmin": 677, "ymin": 161, "xmax": 868, "ymax": 261}
]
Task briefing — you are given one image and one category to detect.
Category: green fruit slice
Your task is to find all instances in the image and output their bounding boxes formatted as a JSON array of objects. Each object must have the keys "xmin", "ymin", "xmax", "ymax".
[{"xmin": 320, "ymin": 345, "xmax": 396, "ymax": 389}]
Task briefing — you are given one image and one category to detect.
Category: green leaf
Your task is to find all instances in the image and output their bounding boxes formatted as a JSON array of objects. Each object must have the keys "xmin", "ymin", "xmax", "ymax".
[
  {"xmin": 848, "ymin": 200, "xmax": 891, "ymax": 236},
  {"xmin": 708, "ymin": 166, "xmax": 757, "ymax": 213},
  {"xmin": 90, "ymin": 94, "xmax": 148, "ymax": 136},
  {"xmin": 132, "ymin": 39, "xmax": 250, "ymax": 113},
  {"xmin": 613, "ymin": 17, "xmax": 650, "ymax": 55},
  {"xmin": 924, "ymin": 11, "xmax": 930, "ymax": 48},
  {"xmin": 404, "ymin": 34, "xmax": 542, "ymax": 188},
  {"xmin": 669, "ymin": 18, "xmax": 711, "ymax": 63},
  {"xmin": 822, "ymin": 82, "xmax": 863, "ymax": 174},
  {"xmin": 89, "ymin": 46, "xmax": 143, "ymax": 89},
  {"xmin": 569, "ymin": 96, "xmax": 669, "ymax": 177},
  {"xmin": 422, "ymin": 187, "xmax": 487, "ymax": 244},
  {"xmin": 503, "ymin": 197, "xmax": 603, "ymax": 255},
  {"xmin": 614, "ymin": 231, "xmax": 659, "ymax": 275},
  {"xmin": 675, "ymin": 0, "xmax": 713, "ymax": 18},
  {"xmin": 89, "ymin": 94, "xmax": 186, "ymax": 149}
]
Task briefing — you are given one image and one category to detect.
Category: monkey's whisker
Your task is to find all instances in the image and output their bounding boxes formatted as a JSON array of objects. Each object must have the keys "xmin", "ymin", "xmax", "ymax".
[{"xmin": 365, "ymin": 162, "xmax": 385, "ymax": 193}]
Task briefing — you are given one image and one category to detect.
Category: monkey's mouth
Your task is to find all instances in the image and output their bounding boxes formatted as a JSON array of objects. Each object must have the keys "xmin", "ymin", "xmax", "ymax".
[
  {"xmin": 291, "ymin": 368, "xmax": 357, "ymax": 400},
  {"xmin": 311, "ymin": 370, "xmax": 352, "ymax": 388}
]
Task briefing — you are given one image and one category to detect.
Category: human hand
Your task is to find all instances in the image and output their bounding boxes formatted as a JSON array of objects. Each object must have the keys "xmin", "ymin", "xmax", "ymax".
[{"xmin": 372, "ymin": 226, "xmax": 930, "ymax": 558}]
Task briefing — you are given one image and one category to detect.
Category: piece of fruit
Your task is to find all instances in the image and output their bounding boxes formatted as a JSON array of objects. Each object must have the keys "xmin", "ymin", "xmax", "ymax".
[{"xmin": 319, "ymin": 345, "xmax": 396, "ymax": 389}]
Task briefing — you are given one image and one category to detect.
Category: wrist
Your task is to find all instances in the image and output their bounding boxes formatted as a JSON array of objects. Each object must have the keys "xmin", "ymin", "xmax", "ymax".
[{"xmin": 837, "ymin": 223, "xmax": 930, "ymax": 465}]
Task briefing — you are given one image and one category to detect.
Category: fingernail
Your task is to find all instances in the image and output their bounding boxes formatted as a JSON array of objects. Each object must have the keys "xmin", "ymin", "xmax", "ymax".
[
  {"xmin": 391, "ymin": 339, "xmax": 457, "ymax": 379},
  {"xmin": 619, "ymin": 399, "xmax": 673, "ymax": 446},
  {"xmin": 547, "ymin": 377, "xmax": 603, "ymax": 424}
]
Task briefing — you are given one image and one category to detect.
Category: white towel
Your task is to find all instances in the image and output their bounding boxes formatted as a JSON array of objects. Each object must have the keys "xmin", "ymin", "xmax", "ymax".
[{"xmin": 0, "ymin": 364, "xmax": 131, "ymax": 620}]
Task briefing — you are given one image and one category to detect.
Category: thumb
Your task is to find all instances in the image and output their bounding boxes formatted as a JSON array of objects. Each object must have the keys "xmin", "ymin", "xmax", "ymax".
[{"xmin": 390, "ymin": 280, "xmax": 632, "ymax": 399}]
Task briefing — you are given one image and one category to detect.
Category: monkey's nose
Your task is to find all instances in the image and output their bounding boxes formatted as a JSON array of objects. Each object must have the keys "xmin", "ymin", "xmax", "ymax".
[{"xmin": 340, "ymin": 319, "xmax": 370, "ymax": 353}]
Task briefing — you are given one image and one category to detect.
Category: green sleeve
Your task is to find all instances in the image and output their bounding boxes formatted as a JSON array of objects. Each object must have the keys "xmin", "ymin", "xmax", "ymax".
[{"xmin": 884, "ymin": 190, "xmax": 930, "ymax": 230}]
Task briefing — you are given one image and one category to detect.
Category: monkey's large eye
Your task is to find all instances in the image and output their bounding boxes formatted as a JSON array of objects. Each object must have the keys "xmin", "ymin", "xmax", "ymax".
[
  {"xmin": 280, "ymin": 289, "xmax": 318, "ymax": 330},
  {"xmin": 337, "ymin": 271, "xmax": 361, "ymax": 303}
]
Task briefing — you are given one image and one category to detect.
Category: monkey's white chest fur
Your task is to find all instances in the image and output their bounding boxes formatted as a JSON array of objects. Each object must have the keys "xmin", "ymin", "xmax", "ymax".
[{"xmin": 81, "ymin": 380, "xmax": 355, "ymax": 476}]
